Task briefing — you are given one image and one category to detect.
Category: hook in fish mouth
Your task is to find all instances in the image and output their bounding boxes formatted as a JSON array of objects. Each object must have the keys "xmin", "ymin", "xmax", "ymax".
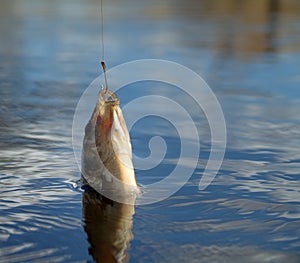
[
  {"xmin": 100, "ymin": 87, "xmax": 120, "ymax": 105},
  {"xmin": 105, "ymin": 94, "xmax": 119, "ymax": 105}
]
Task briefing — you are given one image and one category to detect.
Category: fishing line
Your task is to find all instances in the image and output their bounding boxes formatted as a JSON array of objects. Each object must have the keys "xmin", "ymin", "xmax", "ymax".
[
  {"xmin": 100, "ymin": 0, "xmax": 104, "ymax": 61},
  {"xmin": 100, "ymin": 0, "xmax": 108, "ymax": 92}
]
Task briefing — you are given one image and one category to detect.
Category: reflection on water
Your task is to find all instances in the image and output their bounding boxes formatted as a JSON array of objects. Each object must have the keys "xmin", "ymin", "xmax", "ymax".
[
  {"xmin": 82, "ymin": 186, "xmax": 134, "ymax": 263},
  {"xmin": 1, "ymin": 0, "xmax": 300, "ymax": 262}
]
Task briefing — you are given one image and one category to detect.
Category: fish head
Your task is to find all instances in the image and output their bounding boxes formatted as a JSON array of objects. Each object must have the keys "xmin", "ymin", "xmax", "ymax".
[
  {"xmin": 95, "ymin": 91, "xmax": 129, "ymax": 147},
  {"xmin": 93, "ymin": 90, "xmax": 136, "ymax": 187}
]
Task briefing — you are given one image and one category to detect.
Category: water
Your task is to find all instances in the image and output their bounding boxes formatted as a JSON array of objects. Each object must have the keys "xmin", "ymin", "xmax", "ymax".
[{"xmin": 1, "ymin": 0, "xmax": 300, "ymax": 262}]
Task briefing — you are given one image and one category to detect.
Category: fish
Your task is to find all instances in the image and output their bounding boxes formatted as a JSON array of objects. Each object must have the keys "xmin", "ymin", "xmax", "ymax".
[{"xmin": 82, "ymin": 89, "xmax": 139, "ymax": 202}]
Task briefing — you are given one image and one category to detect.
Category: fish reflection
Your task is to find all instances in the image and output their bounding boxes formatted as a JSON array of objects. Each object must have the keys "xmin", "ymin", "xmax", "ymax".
[{"xmin": 82, "ymin": 186, "xmax": 135, "ymax": 263}]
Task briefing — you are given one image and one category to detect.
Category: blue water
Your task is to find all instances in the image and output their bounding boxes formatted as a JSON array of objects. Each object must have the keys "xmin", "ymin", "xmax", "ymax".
[{"xmin": 1, "ymin": 0, "xmax": 300, "ymax": 262}]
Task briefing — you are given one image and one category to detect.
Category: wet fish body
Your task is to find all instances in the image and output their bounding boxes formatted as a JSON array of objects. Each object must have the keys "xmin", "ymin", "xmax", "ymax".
[{"xmin": 82, "ymin": 90, "xmax": 138, "ymax": 200}]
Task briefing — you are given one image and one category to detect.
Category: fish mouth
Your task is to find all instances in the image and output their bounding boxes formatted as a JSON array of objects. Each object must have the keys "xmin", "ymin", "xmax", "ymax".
[{"xmin": 103, "ymin": 91, "xmax": 120, "ymax": 105}]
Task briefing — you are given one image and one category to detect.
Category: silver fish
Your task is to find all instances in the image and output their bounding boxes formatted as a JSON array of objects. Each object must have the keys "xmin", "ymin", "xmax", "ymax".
[{"xmin": 82, "ymin": 89, "xmax": 138, "ymax": 202}]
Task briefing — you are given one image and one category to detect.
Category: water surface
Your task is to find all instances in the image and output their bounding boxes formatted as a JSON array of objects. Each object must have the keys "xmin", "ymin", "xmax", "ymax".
[{"xmin": 1, "ymin": 0, "xmax": 300, "ymax": 262}]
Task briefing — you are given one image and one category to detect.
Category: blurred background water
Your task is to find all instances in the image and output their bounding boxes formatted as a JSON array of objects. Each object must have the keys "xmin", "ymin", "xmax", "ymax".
[{"xmin": 1, "ymin": 0, "xmax": 300, "ymax": 262}]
